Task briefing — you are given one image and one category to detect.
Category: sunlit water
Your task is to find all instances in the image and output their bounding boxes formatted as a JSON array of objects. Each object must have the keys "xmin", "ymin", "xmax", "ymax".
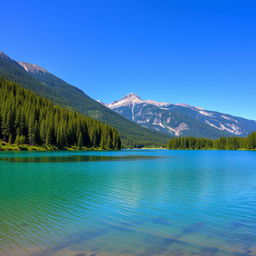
[{"xmin": 0, "ymin": 150, "xmax": 256, "ymax": 256}]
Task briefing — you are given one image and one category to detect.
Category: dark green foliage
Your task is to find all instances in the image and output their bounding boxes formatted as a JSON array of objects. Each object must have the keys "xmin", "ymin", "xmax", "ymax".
[
  {"xmin": 29, "ymin": 71, "xmax": 170, "ymax": 147},
  {"xmin": 0, "ymin": 78, "xmax": 121, "ymax": 150},
  {"xmin": 167, "ymin": 133, "xmax": 256, "ymax": 150},
  {"xmin": 0, "ymin": 54, "xmax": 170, "ymax": 147},
  {"xmin": 247, "ymin": 132, "xmax": 256, "ymax": 149}
]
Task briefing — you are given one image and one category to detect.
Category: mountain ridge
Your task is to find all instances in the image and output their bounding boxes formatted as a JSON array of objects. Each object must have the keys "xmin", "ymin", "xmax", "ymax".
[
  {"xmin": 18, "ymin": 61, "xmax": 49, "ymax": 74},
  {"xmin": 0, "ymin": 51, "xmax": 170, "ymax": 147},
  {"xmin": 106, "ymin": 93, "xmax": 256, "ymax": 138},
  {"xmin": 0, "ymin": 51, "xmax": 11, "ymax": 60}
]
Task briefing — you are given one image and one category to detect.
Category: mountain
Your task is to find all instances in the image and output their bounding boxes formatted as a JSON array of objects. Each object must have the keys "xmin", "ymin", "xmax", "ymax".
[
  {"xmin": 18, "ymin": 61, "xmax": 49, "ymax": 74},
  {"xmin": 106, "ymin": 93, "xmax": 256, "ymax": 138},
  {"xmin": 0, "ymin": 51, "xmax": 170, "ymax": 147},
  {"xmin": 0, "ymin": 77, "xmax": 121, "ymax": 150}
]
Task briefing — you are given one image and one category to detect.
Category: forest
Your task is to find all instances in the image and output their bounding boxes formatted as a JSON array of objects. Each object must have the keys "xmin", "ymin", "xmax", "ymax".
[
  {"xmin": 0, "ymin": 53, "xmax": 170, "ymax": 148},
  {"xmin": 167, "ymin": 133, "xmax": 256, "ymax": 150},
  {"xmin": 0, "ymin": 78, "xmax": 121, "ymax": 150}
]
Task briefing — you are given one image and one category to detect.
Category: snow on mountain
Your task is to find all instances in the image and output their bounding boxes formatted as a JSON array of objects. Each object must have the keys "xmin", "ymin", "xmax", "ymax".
[
  {"xmin": 18, "ymin": 61, "xmax": 49, "ymax": 74},
  {"xmin": 106, "ymin": 93, "xmax": 256, "ymax": 138},
  {"xmin": 96, "ymin": 100, "xmax": 105, "ymax": 105},
  {"xmin": 107, "ymin": 93, "xmax": 203, "ymax": 110},
  {"xmin": 108, "ymin": 93, "xmax": 143, "ymax": 108},
  {"xmin": 107, "ymin": 93, "xmax": 171, "ymax": 109}
]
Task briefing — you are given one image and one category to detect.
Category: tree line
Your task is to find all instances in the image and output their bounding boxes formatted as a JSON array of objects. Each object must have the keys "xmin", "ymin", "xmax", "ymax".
[
  {"xmin": 0, "ymin": 78, "xmax": 121, "ymax": 150},
  {"xmin": 167, "ymin": 133, "xmax": 256, "ymax": 150}
]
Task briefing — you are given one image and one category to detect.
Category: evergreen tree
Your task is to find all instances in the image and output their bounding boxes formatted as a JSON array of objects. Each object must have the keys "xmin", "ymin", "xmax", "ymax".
[
  {"xmin": 77, "ymin": 131, "xmax": 83, "ymax": 149},
  {"xmin": 0, "ymin": 77, "xmax": 122, "ymax": 150},
  {"xmin": 167, "ymin": 133, "xmax": 256, "ymax": 150}
]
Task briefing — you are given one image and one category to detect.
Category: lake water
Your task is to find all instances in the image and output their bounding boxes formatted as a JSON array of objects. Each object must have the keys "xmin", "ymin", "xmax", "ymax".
[{"xmin": 0, "ymin": 150, "xmax": 256, "ymax": 256}]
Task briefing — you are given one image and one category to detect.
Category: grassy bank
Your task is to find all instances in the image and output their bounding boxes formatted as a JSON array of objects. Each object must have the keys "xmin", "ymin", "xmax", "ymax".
[{"xmin": 0, "ymin": 141, "xmax": 113, "ymax": 151}]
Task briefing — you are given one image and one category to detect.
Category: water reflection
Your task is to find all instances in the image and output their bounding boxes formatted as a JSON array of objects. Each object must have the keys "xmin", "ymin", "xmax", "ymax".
[
  {"xmin": 0, "ymin": 154, "xmax": 167, "ymax": 163},
  {"xmin": 0, "ymin": 150, "xmax": 256, "ymax": 256}
]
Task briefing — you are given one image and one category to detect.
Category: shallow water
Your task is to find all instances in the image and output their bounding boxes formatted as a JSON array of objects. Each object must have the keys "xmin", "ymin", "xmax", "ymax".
[{"xmin": 0, "ymin": 150, "xmax": 256, "ymax": 256}]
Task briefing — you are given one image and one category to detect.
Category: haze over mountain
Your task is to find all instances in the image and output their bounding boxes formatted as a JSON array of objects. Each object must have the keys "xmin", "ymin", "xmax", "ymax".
[
  {"xmin": 0, "ymin": 51, "xmax": 169, "ymax": 147},
  {"xmin": 106, "ymin": 93, "xmax": 256, "ymax": 138}
]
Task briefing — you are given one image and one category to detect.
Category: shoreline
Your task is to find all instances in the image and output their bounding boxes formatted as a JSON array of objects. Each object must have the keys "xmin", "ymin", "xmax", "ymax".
[{"xmin": 0, "ymin": 141, "xmax": 118, "ymax": 152}]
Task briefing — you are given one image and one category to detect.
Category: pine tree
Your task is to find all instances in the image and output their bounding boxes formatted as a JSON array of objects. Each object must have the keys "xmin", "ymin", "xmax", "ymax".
[
  {"xmin": 77, "ymin": 131, "xmax": 83, "ymax": 149},
  {"xmin": 0, "ymin": 77, "xmax": 122, "ymax": 150}
]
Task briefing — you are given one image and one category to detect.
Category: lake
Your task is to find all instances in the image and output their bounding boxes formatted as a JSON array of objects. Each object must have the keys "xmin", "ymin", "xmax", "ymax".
[{"xmin": 0, "ymin": 150, "xmax": 256, "ymax": 256}]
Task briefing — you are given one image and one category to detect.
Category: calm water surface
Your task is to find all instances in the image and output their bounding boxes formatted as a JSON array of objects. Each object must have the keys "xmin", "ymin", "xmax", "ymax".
[{"xmin": 0, "ymin": 150, "xmax": 256, "ymax": 256}]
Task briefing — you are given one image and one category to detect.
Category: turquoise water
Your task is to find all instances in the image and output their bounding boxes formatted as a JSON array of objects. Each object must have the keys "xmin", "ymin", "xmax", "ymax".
[{"xmin": 0, "ymin": 150, "xmax": 256, "ymax": 256}]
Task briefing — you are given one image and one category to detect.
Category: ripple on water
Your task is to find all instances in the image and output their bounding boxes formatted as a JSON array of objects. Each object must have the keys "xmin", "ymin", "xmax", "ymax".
[{"xmin": 0, "ymin": 150, "xmax": 256, "ymax": 256}]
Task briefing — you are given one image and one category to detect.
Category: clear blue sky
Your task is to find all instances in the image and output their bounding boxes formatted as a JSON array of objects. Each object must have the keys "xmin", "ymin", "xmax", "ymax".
[{"xmin": 1, "ymin": 0, "xmax": 256, "ymax": 119}]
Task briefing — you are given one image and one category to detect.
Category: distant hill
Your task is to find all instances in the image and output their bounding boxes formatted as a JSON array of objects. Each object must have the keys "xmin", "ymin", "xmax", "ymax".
[
  {"xmin": 0, "ymin": 51, "xmax": 170, "ymax": 147},
  {"xmin": 106, "ymin": 93, "xmax": 256, "ymax": 138}
]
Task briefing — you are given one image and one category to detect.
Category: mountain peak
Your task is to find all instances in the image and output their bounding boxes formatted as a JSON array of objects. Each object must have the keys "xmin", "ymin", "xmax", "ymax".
[
  {"xmin": 108, "ymin": 93, "xmax": 172, "ymax": 109},
  {"xmin": 108, "ymin": 93, "xmax": 143, "ymax": 108},
  {"xmin": 107, "ymin": 93, "xmax": 256, "ymax": 137},
  {"xmin": 0, "ymin": 51, "xmax": 11, "ymax": 60},
  {"xmin": 125, "ymin": 92, "xmax": 142, "ymax": 100},
  {"xmin": 18, "ymin": 61, "xmax": 49, "ymax": 74}
]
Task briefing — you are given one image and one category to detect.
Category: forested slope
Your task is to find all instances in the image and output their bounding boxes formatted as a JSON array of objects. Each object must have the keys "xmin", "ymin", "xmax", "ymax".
[
  {"xmin": 0, "ymin": 52, "xmax": 170, "ymax": 147},
  {"xmin": 167, "ymin": 133, "xmax": 256, "ymax": 150},
  {"xmin": 0, "ymin": 78, "xmax": 121, "ymax": 150}
]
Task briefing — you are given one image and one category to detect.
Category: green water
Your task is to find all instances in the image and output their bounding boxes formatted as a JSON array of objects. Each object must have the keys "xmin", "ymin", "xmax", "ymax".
[{"xmin": 0, "ymin": 150, "xmax": 256, "ymax": 256}]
